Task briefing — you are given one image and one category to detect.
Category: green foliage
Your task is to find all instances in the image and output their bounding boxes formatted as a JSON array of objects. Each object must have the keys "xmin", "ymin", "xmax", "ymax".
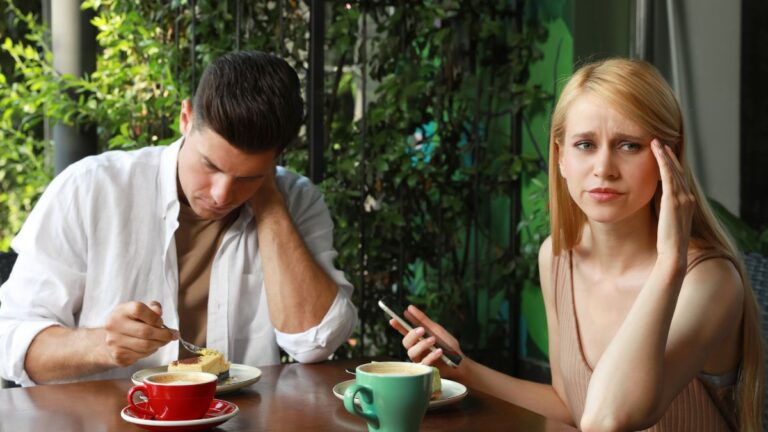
[
  {"xmin": 1, "ymin": 0, "xmax": 554, "ymax": 363},
  {"xmin": 709, "ymin": 198, "xmax": 768, "ymax": 255},
  {"xmin": 312, "ymin": 1, "xmax": 552, "ymax": 359},
  {"xmin": 0, "ymin": 0, "xmax": 310, "ymax": 247},
  {"xmin": 0, "ymin": 1, "xmax": 56, "ymax": 250}
]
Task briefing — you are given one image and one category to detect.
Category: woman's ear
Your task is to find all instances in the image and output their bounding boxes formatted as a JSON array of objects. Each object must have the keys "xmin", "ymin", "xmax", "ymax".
[{"xmin": 555, "ymin": 142, "xmax": 567, "ymax": 178}]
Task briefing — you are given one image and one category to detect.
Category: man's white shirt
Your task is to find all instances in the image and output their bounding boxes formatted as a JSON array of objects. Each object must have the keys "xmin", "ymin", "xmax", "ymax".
[{"xmin": 0, "ymin": 138, "xmax": 357, "ymax": 386}]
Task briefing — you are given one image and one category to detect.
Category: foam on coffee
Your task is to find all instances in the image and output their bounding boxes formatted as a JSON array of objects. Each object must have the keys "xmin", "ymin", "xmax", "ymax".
[
  {"xmin": 148, "ymin": 373, "xmax": 215, "ymax": 385},
  {"xmin": 360, "ymin": 363, "xmax": 429, "ymax": 376}
]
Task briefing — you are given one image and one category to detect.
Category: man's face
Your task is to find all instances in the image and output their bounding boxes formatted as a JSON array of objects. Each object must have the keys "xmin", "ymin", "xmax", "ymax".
[{"xmin": 177, "ymin": 101, "xmax": 277, "ymax": 220}]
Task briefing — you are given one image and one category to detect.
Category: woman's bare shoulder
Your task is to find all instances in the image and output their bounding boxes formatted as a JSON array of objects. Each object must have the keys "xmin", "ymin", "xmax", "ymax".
[
  {"xmin": 538, "ymin": 236, "xmax": 556, "ymax": 298},
  {"xmin": 539, "ymin": 236, "xmax": 554, "ymax": 263},
  {"xmin": 683, "ymin": 252, "xmax": 742, "ymax": 296},
  {"xmin": 675, "ymin": 253, "xmax": 743, "ymax": 372}
]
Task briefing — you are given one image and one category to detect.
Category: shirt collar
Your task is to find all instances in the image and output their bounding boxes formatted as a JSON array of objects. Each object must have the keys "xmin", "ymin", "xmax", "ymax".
[{"xmin": 159, "ymin": 137, "xmax": 184, "ymax": 219}]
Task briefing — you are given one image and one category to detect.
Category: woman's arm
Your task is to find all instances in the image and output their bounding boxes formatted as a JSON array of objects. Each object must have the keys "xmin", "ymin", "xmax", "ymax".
[
  {"xmin": 582, "ymin": 257, "xmax": 742, "ymax": 431},
  {"xmin": 580, "ymin": 142, "xmax": 743, "ymax": 431},
  {"xmin": 390, "ymin": 236, "xmax": 574, "ymax": 425}
]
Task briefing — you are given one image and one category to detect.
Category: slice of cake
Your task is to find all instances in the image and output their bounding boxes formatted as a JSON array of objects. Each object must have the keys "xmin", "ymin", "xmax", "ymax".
[
  {"xmin": 168, "ymin": 348, "xmax": 230, "ymax": 381},
  {"xmin": 431, "ymin": 367, "xmax": 442, "ymax": 400}
]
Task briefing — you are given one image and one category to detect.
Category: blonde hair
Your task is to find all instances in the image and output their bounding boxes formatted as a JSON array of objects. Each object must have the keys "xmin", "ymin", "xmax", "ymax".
[{"xmin": 547, "ymin": 58, "xmax": 764, "ymax": 431}]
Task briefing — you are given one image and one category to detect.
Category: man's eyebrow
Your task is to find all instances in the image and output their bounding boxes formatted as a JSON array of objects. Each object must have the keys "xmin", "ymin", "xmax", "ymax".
[
  {"xmin": 237, "ymin": 173, "xmax": 266, "ymax": 180},
  {"xmin": 202, "ymin": 156, "xmax": 222, "ymax": 172}
]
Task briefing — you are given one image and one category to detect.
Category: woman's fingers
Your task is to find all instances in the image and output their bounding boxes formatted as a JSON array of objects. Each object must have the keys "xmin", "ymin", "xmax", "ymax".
[
  {"xmin": 662, "ymin": 144, "xmax": 690, "ymax": 196},
  {"xmin": 652, "ymin": 140, "xmax": 673, "ymax": 192},
  {"xmin": 652, "ymin": 138, "xmax": 695, "ymax": 261},
  {"xmin": 407, "ymin": 335, "xmax": 437, "ymax": 363},
  {"xmin": 406, "ymin": 305, "xmax": 435, "ymax": 327},
  {"xmin": 652, "ymin": 140, "xmax": 675, "ymax": 187},
  {"xmin": 420, "ymin": 347, "xmax": 445, "ymax": 366},
  {"xmin": 389, "ymin": 318, "xmax": 409, "ymax": 336},
  {"xmin": 662, "ymin": 143, "xmax": 685, "ymax": 173},
  {"xmin": 392, "ymin": 323, "xmax": 439, "ymax": 363},
  {"xmin": 653, "ymin": 140, "xmax": 689, "ymax": 198},
  {"xmin": 402, "ymin": 326, "xmax": 425, "ymax": 348}
]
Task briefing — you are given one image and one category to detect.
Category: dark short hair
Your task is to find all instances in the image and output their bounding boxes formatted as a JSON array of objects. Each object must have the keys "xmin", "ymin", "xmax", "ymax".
[{"xmin": 192, "ymin": 51, "xmax": 304, "ymax": 153}]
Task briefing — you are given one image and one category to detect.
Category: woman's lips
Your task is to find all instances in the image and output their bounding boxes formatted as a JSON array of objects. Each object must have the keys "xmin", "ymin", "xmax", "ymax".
[{"xmin": 587, "ymin": 188, "xmax": 623, "ymax": 202}]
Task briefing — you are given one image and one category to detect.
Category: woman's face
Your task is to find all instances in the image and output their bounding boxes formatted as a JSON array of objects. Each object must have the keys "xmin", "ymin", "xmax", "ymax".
[{"xmin": 558, "ymin": 94, "xmax": 660, "ymax": 224}]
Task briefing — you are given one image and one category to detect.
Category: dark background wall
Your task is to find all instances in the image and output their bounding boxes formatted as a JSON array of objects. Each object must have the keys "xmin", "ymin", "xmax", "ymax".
[{"xmin": 741, "ymin": 0, "xmax": 768, "ymax": 230}]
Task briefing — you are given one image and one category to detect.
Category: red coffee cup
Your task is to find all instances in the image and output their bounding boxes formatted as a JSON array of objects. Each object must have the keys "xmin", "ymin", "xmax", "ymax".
[{"xmin": 127, "ymin": 371, "xmax": 217, "ymax": 421}]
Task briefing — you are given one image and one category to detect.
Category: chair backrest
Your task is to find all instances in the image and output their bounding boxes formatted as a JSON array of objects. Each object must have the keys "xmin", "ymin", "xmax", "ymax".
[
  {"xmin": 0, "ymin": 251, "xmax": 18, "ymax": 389},
  {"xmin": 743, "ymin": 252, "xmax": 768, "ymax": 431},
  {"xmin": 745, "ymin": 253, "xmax": 768, "ymax": 338},
  {"xmin": 0, "ymin": 251, "xmax": 17, "ymax": 285}
]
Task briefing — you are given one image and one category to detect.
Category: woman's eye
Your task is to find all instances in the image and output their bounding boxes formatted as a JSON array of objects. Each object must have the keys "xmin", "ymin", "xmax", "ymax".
[
  {"xmin": 619, "ymin": 142, "xmax": 642, "ymax": 152},
  {"xmin": 575, "ymin": 141, "xmax": 594, "ymax": 150}
]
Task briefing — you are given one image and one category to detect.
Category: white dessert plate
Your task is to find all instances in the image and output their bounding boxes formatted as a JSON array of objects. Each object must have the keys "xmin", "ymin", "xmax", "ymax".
[
  {"xmin": 121, "ymin": 398, "xmax": 238, "ymax": 431},
  {"xmin": 132, "ymin": 363, "xmax": 262, "ymax": 395},
  {"xmin": 332, "ymin": 378, "xmax": 468, "ymax": 409}
]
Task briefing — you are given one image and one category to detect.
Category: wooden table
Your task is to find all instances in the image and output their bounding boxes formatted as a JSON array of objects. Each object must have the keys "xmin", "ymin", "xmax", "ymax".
[{"xmin": 0, "ymin": 359, "xmax": 576, "ymax": 431}]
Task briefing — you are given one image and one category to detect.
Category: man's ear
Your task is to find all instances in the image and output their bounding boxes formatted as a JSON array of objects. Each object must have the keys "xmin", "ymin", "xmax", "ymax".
[{"xmin": 179, "ymin": 99, "xmax": 193, "ymax": 136}]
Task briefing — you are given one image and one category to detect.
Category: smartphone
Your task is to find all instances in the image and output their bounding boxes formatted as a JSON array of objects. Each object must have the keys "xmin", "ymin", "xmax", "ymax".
[{"xmin": 378, "ymin": 300, "xmax": 462, "ymax": 367}]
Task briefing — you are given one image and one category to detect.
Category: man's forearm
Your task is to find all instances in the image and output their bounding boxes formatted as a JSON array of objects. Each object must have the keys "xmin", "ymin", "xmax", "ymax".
[
  {"xmin": 25, "ymin": 326, "xmax": 113, "ymax": 384},
  {"xmin": 257, "ymin": 204, "xmax": 338, "ymax": 333}
]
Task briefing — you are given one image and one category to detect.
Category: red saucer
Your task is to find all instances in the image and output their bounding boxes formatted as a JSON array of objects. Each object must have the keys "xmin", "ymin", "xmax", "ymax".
[{"xmin": 121, "ymin": 399, "xmax": 238, "ymax": 431}]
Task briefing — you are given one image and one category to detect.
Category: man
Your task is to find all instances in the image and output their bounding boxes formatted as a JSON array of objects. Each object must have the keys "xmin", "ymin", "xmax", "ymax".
[{"xmin": 0, "ymin": 51, "xmax": 357, "ymax": 386}]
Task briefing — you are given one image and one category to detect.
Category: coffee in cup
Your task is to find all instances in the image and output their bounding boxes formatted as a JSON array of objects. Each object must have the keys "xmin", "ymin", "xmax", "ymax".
[
  {"xmin": 127, "ymin": 371, "xmax": 217, "ymax": 420},
  {"xmin": 343, "ymin": 362, "xmax": 432, "ymax": 432}
]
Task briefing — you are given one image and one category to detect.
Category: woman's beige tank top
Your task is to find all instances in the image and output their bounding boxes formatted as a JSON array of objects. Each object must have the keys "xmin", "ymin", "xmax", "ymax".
[{"xmin": 552, "ymin": 249, "xmax": 738, "ymax": 431}]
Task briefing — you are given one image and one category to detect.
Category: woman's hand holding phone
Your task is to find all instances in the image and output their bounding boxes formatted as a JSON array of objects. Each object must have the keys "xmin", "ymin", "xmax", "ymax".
[{"xmin": 388, "ymin": 304, "xmax": 466, "ymax": 380}]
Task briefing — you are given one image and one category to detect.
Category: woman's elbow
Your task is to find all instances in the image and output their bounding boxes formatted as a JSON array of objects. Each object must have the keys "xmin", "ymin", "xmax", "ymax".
[
  {"xmin": 580, "ymin": 403, "xmax": 661, "ymax": 432},
  {"xmin": 580, "ymin": 410, "xmax": 625, "ymax": 432}
]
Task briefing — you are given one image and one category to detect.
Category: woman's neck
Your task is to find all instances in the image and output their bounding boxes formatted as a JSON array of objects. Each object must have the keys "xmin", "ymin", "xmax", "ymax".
[{"xmin": 578, "ymin": 206, "xmax": 658, "ymax": 276}]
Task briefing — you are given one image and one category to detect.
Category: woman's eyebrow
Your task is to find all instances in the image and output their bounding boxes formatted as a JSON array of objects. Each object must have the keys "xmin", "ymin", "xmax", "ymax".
[
  {"xmin": 568, "ymin": 131, "xmax": 646, "ymax": 142},
  {"xmin": 613, "ymin": 133, "xmax": 646, "ymax": 142},
  {"xmin": 568, "ymin": 131, "xmax": 595, "ymax": 140}
]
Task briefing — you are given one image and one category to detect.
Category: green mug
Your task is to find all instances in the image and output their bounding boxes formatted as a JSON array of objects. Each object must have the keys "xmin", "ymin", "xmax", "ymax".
[{"xmin": 343, "ymin": 362, "xmax": 432, "ymax": 432}]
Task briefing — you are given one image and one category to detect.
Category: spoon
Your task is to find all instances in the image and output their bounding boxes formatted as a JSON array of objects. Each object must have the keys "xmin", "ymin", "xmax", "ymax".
[{"xmin": 162, "ymin": 325, "xmax": 205, "ymax": 355}]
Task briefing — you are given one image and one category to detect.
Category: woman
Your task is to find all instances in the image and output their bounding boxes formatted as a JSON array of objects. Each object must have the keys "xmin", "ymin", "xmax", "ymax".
[{"xmin": 392, "ymin": 59, "xmax": 763, "ymax": 431}]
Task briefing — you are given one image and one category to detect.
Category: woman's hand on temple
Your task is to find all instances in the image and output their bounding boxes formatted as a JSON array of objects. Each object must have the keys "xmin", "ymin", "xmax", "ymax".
[
  {"xmin": 389, "ymin": 305, "xmax": 465, "ymax": 380},
  {"xmin": 651, "ymin": 139, "xmax": 695, "ymax": 267}
]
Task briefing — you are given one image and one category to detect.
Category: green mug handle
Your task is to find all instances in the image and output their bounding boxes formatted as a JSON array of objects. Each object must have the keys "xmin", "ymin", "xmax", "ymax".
[{"xmin": 343, "ymin": 384, "xmax": 380, "ymax": 428}]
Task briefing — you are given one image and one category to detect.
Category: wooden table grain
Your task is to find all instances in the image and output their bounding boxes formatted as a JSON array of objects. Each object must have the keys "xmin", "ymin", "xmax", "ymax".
[{"xmin": 0, "ymin": 359, "xmax": 577, "ymax": 431}]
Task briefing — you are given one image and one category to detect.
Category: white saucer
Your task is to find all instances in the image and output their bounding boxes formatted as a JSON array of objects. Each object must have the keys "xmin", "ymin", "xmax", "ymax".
[
  {"xmin": 121, "ymin": 399, "xmax": 238, "ymax": 431},
  {"xmin": 132, "ymin": 363, "xmax": 261, "ymax": 394},
  {"xmin": 332, "ymin": 378, "xmax": 468, "ymax": 409}
]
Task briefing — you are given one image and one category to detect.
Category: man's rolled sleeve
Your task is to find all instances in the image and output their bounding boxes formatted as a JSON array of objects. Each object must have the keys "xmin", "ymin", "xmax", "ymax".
[
  {"xmin": 0, "ymin": 318, "xmax": 60, "ymax": 386},
  {"xmin": 0, "ymin": 168, "xmax": 87, "ymax": 386},
  {"xmin": 274, "ymin": 289, "xmax": 358, "ymax": 363}
]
